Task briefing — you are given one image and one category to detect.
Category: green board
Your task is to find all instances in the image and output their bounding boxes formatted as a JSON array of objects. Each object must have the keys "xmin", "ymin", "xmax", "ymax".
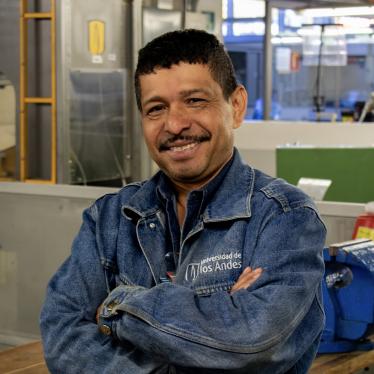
[{"xmin": 276, "ymin": 147, "xmax": 374, "ymax": 203}]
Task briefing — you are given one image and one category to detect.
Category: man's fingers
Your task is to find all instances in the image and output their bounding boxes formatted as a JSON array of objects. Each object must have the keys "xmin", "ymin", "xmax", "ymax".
[
  {"xmin": 96, "ymin": 303, "xmax": 103, "ymax": 324},
  {"xmin": 231, "ymin": 268, "xmax": 262, "ymax": 293},
  {"xmin": 230, "ymin": 267, "xmax": 262, "ymax": 294},
  {"xmin": 236, "ymin": 267, "xmax": 262, "ymax": 285}
]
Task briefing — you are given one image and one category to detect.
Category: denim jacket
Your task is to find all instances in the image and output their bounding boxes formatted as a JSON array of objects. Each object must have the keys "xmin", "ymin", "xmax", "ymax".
[{"xmin": 40, "ymin": 150, "xmax": 326, "ymax": 374}]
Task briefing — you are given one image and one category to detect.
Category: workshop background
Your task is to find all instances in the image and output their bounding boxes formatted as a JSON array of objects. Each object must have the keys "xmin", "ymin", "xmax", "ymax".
[{"xmin": 0, "ymin": 0, "xmax": 374, "ymax": 373}]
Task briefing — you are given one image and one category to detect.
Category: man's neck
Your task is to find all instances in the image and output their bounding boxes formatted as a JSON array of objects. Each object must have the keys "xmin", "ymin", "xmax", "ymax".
[{"xmin": 172, "ymin": 153, "xmax": 234, "ymax": 226}]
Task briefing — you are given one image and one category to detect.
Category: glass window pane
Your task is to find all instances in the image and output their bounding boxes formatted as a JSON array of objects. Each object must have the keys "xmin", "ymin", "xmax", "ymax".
[{"xmin": 233, "ymin": 0, "xmax": 265, "ymax": 18}]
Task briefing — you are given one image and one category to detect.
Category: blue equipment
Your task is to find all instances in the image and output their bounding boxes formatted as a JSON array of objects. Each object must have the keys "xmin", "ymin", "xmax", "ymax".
[{"xmin": 319, "ymin": 238, "xmax": 374, "ymax": 353}]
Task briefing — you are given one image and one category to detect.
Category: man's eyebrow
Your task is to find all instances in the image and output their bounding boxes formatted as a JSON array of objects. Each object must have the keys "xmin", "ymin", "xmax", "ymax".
[
  {"xmin": 179, "ymin": 88, "xmax": 211, "ymax": 97},
  {"xmin": 142, "ymin": 96, "xmax": 164, "ymax": 108}
]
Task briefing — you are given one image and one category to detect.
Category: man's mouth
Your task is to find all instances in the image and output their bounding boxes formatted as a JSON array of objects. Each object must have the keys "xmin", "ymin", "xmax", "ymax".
[
  {"xmin": 169, "ymin": 142, "xmax": 198, "ymax": 152},
  {"xmin": 159, "ymin": 135, "xmax": 210, "ymax": 152}
]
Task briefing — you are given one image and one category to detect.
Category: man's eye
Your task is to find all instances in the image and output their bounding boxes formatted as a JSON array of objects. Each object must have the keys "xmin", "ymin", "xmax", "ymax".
[
  {"xmin": 187, "ymin": 98, "xmax": 206, "ymax": 105},
  {"xmin": 147, "ymin": 105, "xmax": 164, "ymax": 116}
]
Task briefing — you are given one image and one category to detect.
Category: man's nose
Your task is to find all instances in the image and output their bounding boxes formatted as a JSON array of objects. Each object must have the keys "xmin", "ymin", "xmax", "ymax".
[{"xmin": 164, "ymin": 105, "xmax": 191, "ymax": 134}]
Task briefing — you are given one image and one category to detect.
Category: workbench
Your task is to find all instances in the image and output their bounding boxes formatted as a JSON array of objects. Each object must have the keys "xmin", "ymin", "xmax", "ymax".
[
  {"xmin": 0, "ymin": 341, "xmax": 47, "ymax": 374},
  {"xmin": 310, "ymin": 348, "xmax": 374, "ymax": 374},
  {"xmin": 0, "ymin": 340, "xmax": 373, "ymax": 373}
]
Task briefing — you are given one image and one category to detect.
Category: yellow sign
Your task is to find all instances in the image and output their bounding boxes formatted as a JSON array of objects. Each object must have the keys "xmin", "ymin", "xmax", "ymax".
[
  {"xmin": 356, "ymin": 226, "xmax": 374, "ymax": 240},
  {"xmin": 88, "ymin": 20, "xmax": 105, "ymax": 55}
]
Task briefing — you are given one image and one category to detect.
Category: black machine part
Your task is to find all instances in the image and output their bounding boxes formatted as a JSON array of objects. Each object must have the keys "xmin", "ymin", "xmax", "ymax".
[{"xmin": 325, "ymin": 263, "xmax": 353, "ymax": 289}]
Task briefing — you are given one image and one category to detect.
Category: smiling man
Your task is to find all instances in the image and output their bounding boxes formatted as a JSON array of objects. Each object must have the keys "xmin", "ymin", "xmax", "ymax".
[
  {"xmin": 139, "ymin": 61, "xmax": 246, "ymax": 224},
  {"xmin": 40, "ymin": 30, "xmax": 326, "ymax": 374}
]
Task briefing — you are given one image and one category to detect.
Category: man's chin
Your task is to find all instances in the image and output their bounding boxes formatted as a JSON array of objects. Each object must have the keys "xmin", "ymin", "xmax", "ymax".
[{"xmin": 164, "ymin": 167, "xmax": 206, "ymax": 185}]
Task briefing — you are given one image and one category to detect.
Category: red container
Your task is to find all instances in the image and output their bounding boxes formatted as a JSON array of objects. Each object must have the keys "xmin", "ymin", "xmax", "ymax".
[{"xmin": 352, "ymin": 213, "xmax": 374, "ymax": 240}]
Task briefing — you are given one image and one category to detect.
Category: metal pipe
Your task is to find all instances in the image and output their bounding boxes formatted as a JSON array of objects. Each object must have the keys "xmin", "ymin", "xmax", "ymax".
[
  {"xmin": 181, "ymin": 0, "xmax": 186, "ymax": 29},
  {"xmin": 263, "ymin": 0, "xmax": 272, "ymax": 120}
]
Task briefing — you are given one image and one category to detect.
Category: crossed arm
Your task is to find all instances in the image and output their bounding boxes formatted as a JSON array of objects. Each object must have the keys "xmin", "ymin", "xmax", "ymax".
[{"xmin": 96, "ymin": 267, "xmax": 263, "ymax": 323}]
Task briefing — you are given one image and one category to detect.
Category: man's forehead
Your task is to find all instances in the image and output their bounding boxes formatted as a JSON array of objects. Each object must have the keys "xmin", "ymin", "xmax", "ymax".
[
  {"xmin": 139, "ymin": 64, "xmax": 220, "ymax": 100},
  {"xmin": 138, "ymin": 62, "xmax": 213, "ymax": 81}
]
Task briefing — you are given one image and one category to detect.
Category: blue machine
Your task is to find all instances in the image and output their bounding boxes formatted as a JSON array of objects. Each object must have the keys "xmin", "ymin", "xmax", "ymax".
[{"xmin": 319, "ymin": 238, "xmax": 374, "ymax": 353}]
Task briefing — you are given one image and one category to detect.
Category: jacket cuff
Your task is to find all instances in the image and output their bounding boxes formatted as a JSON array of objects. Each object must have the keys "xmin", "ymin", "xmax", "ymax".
[{"xmin": 97, "ymin": 284, "xmax": 146, "ymax": 337}]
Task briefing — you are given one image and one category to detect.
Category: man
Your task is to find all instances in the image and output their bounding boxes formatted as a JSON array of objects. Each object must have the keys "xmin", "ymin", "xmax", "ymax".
[{"xmin": 40, "ymin": 29, "xmax": 326, "ymax": 373}]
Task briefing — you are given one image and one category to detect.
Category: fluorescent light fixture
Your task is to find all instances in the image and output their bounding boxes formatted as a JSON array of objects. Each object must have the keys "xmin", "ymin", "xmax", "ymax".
[
  {"xmin": 285, "ymin": 9, "xmax": 303, "ymax": 28},
  {"xmin": 231, "ymin": 22, "xmax": 283, "ymax": 36},
  {"xmin": 233, "ymin": 21, "xmax": 265, "ymax": 36},
  {"xmin": 301, "ymin": 6, "xmax": 374, "ymax": 18},
  {"xmin": 298, "ymin": 27, "xmax": 345, "ymax": 36},
  {"xmin": 298, "ymin": 24, "xmax": 346, "ymax": 37},
  {"xmin": 281, "ymin": 36, "xmax": 303, "ymax": 44},
  {"xmin": 344, "ymin": 27, "xmax": 374, "ymax": 35},
  {"xmin": 271, "ymin": 36, "xmax": 302, "ymax": 44},
  {"xmin": 299, "ymin": 26, "xmax": 373, "ymax": 36}
]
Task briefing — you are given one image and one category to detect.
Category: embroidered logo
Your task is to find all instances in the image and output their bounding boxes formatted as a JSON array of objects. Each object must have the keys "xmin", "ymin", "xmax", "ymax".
[
  {"xmin": 185, "ymin": 252, "xmax": 242, "ymax": 281},
  {"xmin": 185, "ymin": 263, "xmax": 200, "ymax": 282}
]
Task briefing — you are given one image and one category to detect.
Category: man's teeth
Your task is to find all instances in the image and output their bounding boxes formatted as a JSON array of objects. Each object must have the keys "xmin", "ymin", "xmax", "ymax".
[{"xmin": 170, "ymin": 142, "xmax": 197, "ymax": 152}]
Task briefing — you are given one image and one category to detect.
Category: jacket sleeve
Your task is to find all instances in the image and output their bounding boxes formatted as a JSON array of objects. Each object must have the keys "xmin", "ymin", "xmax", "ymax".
[
  {"xmin": 98, "ymin": 206, "xmax": 326, "ymax": 371},
  {"xmin": 40, "ymin": 207, "xmax": 167, "ymax": 374}
]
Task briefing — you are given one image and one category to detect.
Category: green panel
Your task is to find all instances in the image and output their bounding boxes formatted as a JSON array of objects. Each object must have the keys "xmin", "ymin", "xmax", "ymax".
[{"xmin": 276, "ymin": 148, "xmax": 374, "ymax": 203}]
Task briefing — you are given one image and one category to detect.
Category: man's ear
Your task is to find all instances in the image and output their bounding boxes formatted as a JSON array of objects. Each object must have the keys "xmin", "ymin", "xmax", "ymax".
[{"xmin": 230, "ymin": 85, "xmax": 248, "ymax": 129}]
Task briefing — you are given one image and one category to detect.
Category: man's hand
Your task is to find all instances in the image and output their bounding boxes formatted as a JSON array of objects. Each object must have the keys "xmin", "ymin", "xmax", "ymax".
[{"xmin": 230, "ymin": 267, "xmax": 262, "ymax": 294}]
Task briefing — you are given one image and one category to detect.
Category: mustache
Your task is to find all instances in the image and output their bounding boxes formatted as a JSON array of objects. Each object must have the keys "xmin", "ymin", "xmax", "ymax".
[{"xmin": 159, "ymin": 134, "xmax": 211, "ymax": 151}]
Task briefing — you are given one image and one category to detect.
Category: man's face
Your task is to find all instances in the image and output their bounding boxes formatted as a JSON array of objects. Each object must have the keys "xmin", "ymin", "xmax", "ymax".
[{"xmin": 139, "ymin": 63, "xmax": 246, "ymax": 188}]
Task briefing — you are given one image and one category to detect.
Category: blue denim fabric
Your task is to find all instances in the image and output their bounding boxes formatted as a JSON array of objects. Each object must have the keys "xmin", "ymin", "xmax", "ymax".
[{"xmin": 40, "ymin": 149, "xmax": 326, "ymax": 373}]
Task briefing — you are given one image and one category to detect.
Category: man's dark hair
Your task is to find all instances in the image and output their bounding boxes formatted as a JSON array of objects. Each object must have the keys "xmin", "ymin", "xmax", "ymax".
[{"xmin": 134, "ymin": 29, "xmax": 238, "ymax": 111}]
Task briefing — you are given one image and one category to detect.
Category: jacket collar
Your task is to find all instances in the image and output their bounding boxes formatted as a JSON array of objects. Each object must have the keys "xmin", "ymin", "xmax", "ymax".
[
  {"xmin": 122, "ymin": 148, "xmax": 254, "ymax": 222},
  {"xmin": 202, "ymin": 148, "xmax": 253, "ymax": 222}
]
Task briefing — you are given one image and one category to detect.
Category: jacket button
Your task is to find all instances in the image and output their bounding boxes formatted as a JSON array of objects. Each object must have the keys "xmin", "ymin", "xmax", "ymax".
[
  {"xmin": 149, "ymin": 223, "xmax": 156, "ymax": 229},
  {"xmin": 99, "ymin": 324, "xmax": 112, "ymax": 336}
]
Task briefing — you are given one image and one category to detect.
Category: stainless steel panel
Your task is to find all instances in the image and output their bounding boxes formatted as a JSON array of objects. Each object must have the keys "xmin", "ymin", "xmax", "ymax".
[
  {"xmin": 69, "ymin": 0, "xmax": 126, "ymax": 70},
  {"xmin": 69, "ymin": 70, "xmax": 128, "ymax": 184},
  {"xmin": 142, "ymin": 8, "xmax": 182, "ymax": 45},
  {"xmin": 57, "ymin": 0, "xmax": 132, "ymax": 185}
]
